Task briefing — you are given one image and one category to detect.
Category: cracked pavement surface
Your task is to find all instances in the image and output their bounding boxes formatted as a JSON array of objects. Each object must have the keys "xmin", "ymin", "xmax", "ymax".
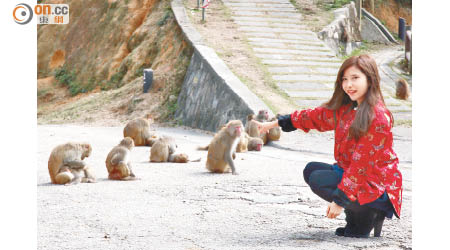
[{"xmin": 37, "ymin": 125, "xmax": 411, "ymax": 249}]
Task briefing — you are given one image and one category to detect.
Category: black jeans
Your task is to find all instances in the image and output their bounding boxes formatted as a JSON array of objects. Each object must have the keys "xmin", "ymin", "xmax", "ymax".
[
  {"xmin": 303, "ymin": 161, "xmax": 374, "ymax": 212},
  {"xmin": 303, "ymin": 161, "xmax": 340, "ymax": 203}
]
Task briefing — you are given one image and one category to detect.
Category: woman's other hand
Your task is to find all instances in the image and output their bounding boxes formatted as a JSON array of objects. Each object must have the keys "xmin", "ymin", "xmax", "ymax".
[{"xmin": 326, "ymin": 202, "xmax": 343, "ymax": 219}]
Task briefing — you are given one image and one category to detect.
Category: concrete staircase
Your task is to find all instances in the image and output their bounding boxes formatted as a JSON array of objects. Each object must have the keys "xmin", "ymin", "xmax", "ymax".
[{"xmin": 221, "ymin": 0, "xmax": 411, "ymax": 123}]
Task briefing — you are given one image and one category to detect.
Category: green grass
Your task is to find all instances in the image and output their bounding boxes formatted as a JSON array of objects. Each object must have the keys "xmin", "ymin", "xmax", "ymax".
[
  {"xmin": 54, "ymin": 66, "xmax": 87, "ymax": 96},
  {"xmin": 323, "ymin": 0, "xmax": 353, "ymax": 10},
  {"xmin": 340, "ymin": 42, "xmax": 369, "ymax": 60}
]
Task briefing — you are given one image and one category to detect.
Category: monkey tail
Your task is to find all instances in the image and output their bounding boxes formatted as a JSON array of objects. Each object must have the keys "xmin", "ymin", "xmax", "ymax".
[
  {"xmin": 196, "ymin": 145, "xmax": 209, "ymax": 151},
  {"xmin": 190, "ymin": 158, "xmax": 201, "ymax": 162}
]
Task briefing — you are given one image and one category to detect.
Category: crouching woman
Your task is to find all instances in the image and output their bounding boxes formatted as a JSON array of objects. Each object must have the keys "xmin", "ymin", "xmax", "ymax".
[{"xmin": 255, "ymin": 54, "xmax": 402, "ymax": 238}]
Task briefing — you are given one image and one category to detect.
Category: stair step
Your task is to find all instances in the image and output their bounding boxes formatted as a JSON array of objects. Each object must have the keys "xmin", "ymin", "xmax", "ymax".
[
  {"xmin": 225, "ymin": 2, "xmax": 295, "ymax": 8},
  {"xmin": 247, "ymin": 37, "xmax": 324, "ymax": 46},
  {"xmin": 253, "ymin": 47, "xmax": 335, "ymax": 57},
  {"xmin": 294, "ymin": 99, "xmax": 328, "ymax": 108},
  {"xmin": 232, "ymin": 11, "xmax": 302, "ymax": 18},
  {"xmin": 262, "ymin": 59, "xmax": 342, "ymax": 67},
  {"xmin": 227, "ymin": 7, "xmax": 298, "ymax": 12},
  {"xmin": 269, "ymin": 66, "xmax": 338, "ymax": 75},
  {"xmin": 238, "ymin": 26, "xmax": 314, "ymax": 35},
  {"xmin": 286, "ymin": 90, "xmax": 334, "ymax": 98},
  {"xmin": 278, "ymin": 82, "xmax": 334, "ymax": 91},
  {"xmin": 273, "ymin": 74, "xmax": 336, "ymax": 82},
  {"xmin": 251, "ymin": 42, "xmax": 332, "ymax": 52},
  {"xmin": 232, "ymin": 16, "xmax": 303, "ymax": 24},
  {"xmin": 235, "ymin": 21, "xmax": 308, "ymax": 29},
  {"xmin": 223, "ymin": 0, "xmax": 293, "ymax": 4}
]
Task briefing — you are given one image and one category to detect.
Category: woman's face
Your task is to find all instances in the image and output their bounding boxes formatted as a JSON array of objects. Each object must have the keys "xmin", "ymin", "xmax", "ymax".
[{"xmin": 341, "ymin": 65, "xmax": 369, "ymax": 105}]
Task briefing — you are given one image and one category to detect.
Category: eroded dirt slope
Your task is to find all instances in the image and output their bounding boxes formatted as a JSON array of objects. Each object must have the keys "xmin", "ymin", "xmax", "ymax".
[{"xmin": 38, "ymin": 0, "xmax": 193, "ymax": 125}]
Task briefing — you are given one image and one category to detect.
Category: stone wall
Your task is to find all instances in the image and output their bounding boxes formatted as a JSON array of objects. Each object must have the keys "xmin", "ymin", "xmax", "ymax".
[
  {"xmin": 171, "ymin": 0, "xmax": 271, "ymax": 132},
  {"xmin": 318, "ymin": 2, "xmax": 362, "ymax": 56}
]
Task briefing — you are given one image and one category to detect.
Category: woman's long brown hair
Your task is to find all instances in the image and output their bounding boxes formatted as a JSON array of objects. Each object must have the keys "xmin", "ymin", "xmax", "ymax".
[{"xmin": 323, "ymin": 54, "xmax": 392, "ymax": 141}]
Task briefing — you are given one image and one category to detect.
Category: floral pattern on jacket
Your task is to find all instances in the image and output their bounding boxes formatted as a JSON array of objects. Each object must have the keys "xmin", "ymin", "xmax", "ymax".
[{"xmin": 290, "ymin": 101, "xmax": 402, "ymax": 217}]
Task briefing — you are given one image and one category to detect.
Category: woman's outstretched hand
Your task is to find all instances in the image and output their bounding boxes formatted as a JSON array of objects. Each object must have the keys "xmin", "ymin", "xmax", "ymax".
[
  {"xmin": 326, "ymin": 202, "xmax": 343, "ymax": 219},
  {"xmin": 253, "ymin": 120, "xmax": 279, "ymax": 134}
]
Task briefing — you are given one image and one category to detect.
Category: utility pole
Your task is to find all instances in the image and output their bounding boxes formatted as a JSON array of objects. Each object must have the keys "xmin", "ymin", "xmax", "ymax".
[
  {"xmin": 202, "ymin": 0, "xmax": 205, "ymax": 21},
  {"xmin": 355, "ymin": 0, "xmax": 361, "ymax": 30},
  {"xmin": 369, "ymin": 0, "xmax": 375, "ymax": 13}
]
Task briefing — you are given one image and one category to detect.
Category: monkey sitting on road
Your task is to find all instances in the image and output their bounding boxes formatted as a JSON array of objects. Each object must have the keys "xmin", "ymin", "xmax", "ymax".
[
  {"xmin": 205, "ymin": 120, "xmax": 243, "ymax": 175},
  {"xmin": 267, "ymin": 116, "xmax": 281, "ymax": 141},
  {"xmin": 150, "ymin": 136, "xmax": 200, "ymax": 163},
  {"xmin": 248, "ymin": 137, "xmax": 264, "ymax": 151},
  {"xmin": 105, "ymin": 137, "xmax": 137, "ymax": 181},
  {"xmin": 235, "ymin": 132, "xmax": 264, "ymax": 152},
  {"xmin": 396, "ymin": 78, "xmax": 410, "ymax": 100},
  {"xmin": 246, "ymin": 112, "xmax": 268, "ymax": 144},
  {"xmin": 150, "ymin": 136, "xmax": 176, "ymax": 162},
  {"xmin": 123, "ymin": 118, "xmax": 159, "ymax": 146},
  {"xmin": 236, "ymin": 132, "xmax": 249, "ymax": 153},
  {"xmin": 48, "ymin": 142, "xmax": 95, "ymax": 185}
]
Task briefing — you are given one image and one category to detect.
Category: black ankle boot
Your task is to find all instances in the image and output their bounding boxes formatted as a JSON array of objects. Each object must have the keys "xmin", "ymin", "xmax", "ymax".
[
  {"xmin": 343, "ymin": 208, "xmax": 377, "ymax": 238},
  {"xmin": 335, "ymin": 209, "xmax": 356, "ymax": 237},
  {"xmin": 373, "ymin": 210, "xmax": 386, "ymax": 237}
]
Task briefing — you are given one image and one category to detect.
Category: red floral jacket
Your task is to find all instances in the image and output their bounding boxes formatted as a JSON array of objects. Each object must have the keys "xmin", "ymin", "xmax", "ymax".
[{"xmin": 290, "ymin": 101, "xmax": 402, "ymax": 216}]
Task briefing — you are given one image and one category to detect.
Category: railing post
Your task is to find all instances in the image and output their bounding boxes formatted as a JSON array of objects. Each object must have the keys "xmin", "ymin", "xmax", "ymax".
[
  {"xmin": 406, "ymin": 29, "xmax": 412, "ymax": 74},
  {"xmin": 399, "ymin": 18, "xmax": 406, "ymax": 41}
]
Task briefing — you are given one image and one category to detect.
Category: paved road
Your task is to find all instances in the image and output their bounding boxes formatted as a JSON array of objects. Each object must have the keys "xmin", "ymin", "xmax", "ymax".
[{"xmin": 37, "ymin": 125, "xmax": 411, "ymax": 250}]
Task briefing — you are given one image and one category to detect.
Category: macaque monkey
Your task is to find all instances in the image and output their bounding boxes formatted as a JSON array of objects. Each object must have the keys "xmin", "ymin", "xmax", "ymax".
[
  {"xmin": 396, "ymin": 78, "xmax": 410, "ymax": 100},
  {"xmin": 267, "ymin": 117, "xmax": 281, "ymax": 141},
  {"xmin": 236, "ymin": 132, "xmax": 264, "ymax": 152},
  {"xmin": 150, "ymin": 136, "xmax": 177, "ymax": 162},
  {"xmin": 48, "ymin": 142, "xmax": 95, "ymax": 185},
  {"xmin": 256, "ymin": 109, "xmax": 269, "ymax": 122},
  {"xmin": 105, "ymin": 137, "xmax": 137, "ymax": 180},
  {"xmin": 123, "ymin": 118, "xmax": 158, "ymax": 146},
  {"xmin": 246, "ymin": 113, "xmax": 268, "ymax": 145},
  {"xmin": 169, "ymin": 153, "xmax": 201, "ymax": 163},
  {"xmin": 236, "ymin": 132, "xmax": 250, "ymax": 153},
  {"xmin": 248, "ymin": 137, "xmax": 264, "ymax": 151},
  {"xmin": 150, "ymin": 137, "xmax": 199, "ymax": 163},
  {"xmin": 205, "ymin": 120, "xmax": 243, "ymax": 175}
]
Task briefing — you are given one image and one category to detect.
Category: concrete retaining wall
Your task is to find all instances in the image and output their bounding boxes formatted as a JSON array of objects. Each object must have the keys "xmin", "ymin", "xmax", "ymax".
[
  {"xmin": 361, "ymin": 8, "xmax": 397, "ymax": 44},
  {"xmin": 171, "ymin": 0, "xmax": 271, "ymax": 132}
]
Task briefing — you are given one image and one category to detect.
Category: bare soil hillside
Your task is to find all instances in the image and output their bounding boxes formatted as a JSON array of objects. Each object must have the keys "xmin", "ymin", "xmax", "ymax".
[{"xmin": 38, "ymin": 0, "xmax": 193, "ymax": 125}]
